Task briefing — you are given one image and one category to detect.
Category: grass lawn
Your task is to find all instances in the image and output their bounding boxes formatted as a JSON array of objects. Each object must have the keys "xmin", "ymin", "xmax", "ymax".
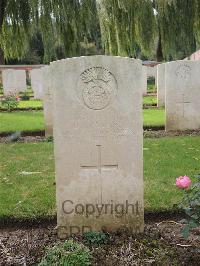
[
  {"xmin": 0, "ymin": 136, "xmax": 200, "ymax": 218},
  {"xmin": 143, "ymin": 96, "xmax": 157, "ymax": 106},
  {"xmin": 18, "ymin": 100, "xmax": 43, "ymax": 108},
  {"xmin": 143, "ymin": 108, "xmax": 165, "ymax": 127},
  {"xmin": 0, "ymin": 111, "xmax": 45, "ymax": 133},
  {"xmin": 0, "ymin": 109, "xmax": 165, "ymax": 133},
  {"xmin": 0, "ymin": 100, "xmax": 43, "ymax": 110}
]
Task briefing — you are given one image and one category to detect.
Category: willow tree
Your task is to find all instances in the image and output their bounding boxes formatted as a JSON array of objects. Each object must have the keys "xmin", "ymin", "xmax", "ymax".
[
  {"xmin": 0, "ymin": 0, "xmax": 99, "ymax": 63},
  {"xmin": 98, "ymin": 0, "xmax": 200, "ymax": 60},
  {"xmin": 97, "ymin": 0, "xmax": 156, "ymax": 58},
  {"xmin": 1, "ymin": 0, "xmax": 200, "ymax": 63},
  {"xmin": 155, "ymin": 0, "xmax": 200, "ymax": 60}
]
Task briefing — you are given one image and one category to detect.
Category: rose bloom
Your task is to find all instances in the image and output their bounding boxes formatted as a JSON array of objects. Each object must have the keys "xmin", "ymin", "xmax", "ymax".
[{"xmin": 176, "ymin": 175, "xmax": 191, "ymax": 189}]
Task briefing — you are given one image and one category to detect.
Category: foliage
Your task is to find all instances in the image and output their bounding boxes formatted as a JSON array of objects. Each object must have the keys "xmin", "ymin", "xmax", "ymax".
[
  {"xmin": 98, "ymin": 0, "xmax": 156, "ymax": 57},
  {"xmin": 39, "ymin": 240, "xmax": 92, "ymax": 266},
  {"xmin": 1, "ymin": 94, "xmax": 19, "ymax": 111},
  {"xmin": 83, "ymin": 231, "xmax": 108, "ymax": 245},
  {"xmin": 1, "ymin": 1, "xmax": 200, "ymax": 61},
  {"xmin": 0, "ymin": 0, "xmax": 100, "ymax": 62},
  {"xmin": 155, "ymin": 0, "xmax": 199, "ymax": 59},
  {"xmin": 178, "ymin": 174, "xmax": 200, "ymax": 238},
  {"xmin": 20, "ymin": 92, "xmax": 30, "ymax": 101}
]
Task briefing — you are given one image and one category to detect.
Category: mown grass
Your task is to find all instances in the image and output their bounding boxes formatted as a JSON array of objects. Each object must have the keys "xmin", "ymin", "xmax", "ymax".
[
  {"xmin": 0, "ymin": 111, "xmax": 45, "ymax": 133},
  {"xmin": 0, "ymin": 109, "xmax": 165, "ymax": 133},
  {"xmin": 0, "ymin": 100, "xmax": 43, "ymax": 110},
  {"xmin": 143, "ymin": 108, "xmax": 165, "ymax": 127},
  {"xmin": 0, "ymin": 136, "xmax": 200, "ymax": 218},
  {"xmin": 143, "ymin": 96, "xmax": 157, "ymax": 106},
  {"xmin": 18, "ymin": 100, "xmax": 42, "ymax": 108}
]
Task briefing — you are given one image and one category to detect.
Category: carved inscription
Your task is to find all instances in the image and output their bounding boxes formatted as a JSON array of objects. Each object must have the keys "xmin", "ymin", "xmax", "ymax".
[
  {"xmin": 175, "ymin": 65, "xmax": 191, "ymax": 80},
  {"xmin": 77, "ymin": 67, "xmax": 117, "ymax": 110}
]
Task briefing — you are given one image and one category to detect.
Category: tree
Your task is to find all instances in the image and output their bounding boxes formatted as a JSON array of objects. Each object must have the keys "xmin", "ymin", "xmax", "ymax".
[
  {"xmin": 98, "ymin": 0, "xmax": 200, "ymax": 60},
  {"xmin": 0, "ymin": 0, "xmax": 200, "ymax": 63},
  {"xmin": 0, "ymin": 0, "xmax": 100, "ymax": 63}
]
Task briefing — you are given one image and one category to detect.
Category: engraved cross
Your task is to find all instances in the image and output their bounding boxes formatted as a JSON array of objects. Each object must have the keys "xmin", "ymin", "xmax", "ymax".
[
  {"xmin": 177, "ymin": 94, "xmax": 190, "ymax": 117},
  {"xmin": 81, "ymin": 145, "xmax": 118, "ymax": 174}
]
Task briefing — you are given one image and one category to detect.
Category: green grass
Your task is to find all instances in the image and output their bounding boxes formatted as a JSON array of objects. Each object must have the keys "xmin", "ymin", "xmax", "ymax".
[
  {"xmin": 0, "ymin": 136, "xmax": 200, "ymax": 218},
  {"xmin": 147, "ymin": 84, "xmax": 157, "ymax": 93},
  {"xmin": 143, "ymin": 96, "xmax": 157, "ymax": 106},
  {"xmin": 18, "ymin": 100, "xmax": 43, "ymax": 108},
  {"xmin": 0, "ymin": 100, "xmax": 43, "ymax": 110},
  {"xmin": 0, "ymin": 111, "xmax": 44, "ymax": 133},
  {"xmin": 143, "ymin": 108, "xmax": 165, "ymax": 127},
  {"xmin": 0, "ymin": 109, "xmax": 165, "ymax": 133},
  {"xmin": 0, "ymin": 142, "xmax": 55, "ymax": 218}
]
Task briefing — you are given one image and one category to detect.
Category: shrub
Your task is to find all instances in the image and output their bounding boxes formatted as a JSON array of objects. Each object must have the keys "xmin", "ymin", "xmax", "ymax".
[
  {"xmin": 39, "ymin": 239, "xmax": 92, "ymax": 266},
  {"xmin": 83, "ymin": 231, "xmax": 108, "ymax": 245},
  {"xmin": 20, "ymin": 91, "xmax": 30, "ymax": 100},
  {"xmin": 1, "ymin": 94, "xmax": 19, "ymax": 111},
  {"xmin": 176, "ymin": 174, "xmax": 200, "ymax": 237}
]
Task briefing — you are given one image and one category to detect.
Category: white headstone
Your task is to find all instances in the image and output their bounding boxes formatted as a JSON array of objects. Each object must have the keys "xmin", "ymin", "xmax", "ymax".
[
  {"xmin": 51, "ymin": 56, "xmax": 144, "ymax": 238},
  {"xmin": 42, "ymin": 66, "xmax": 53, "ymax": 136},
  {"xmin": 2, "ymin": 69, "xmax": 26, "ymax": 95},
  {"xmin": 142, "ymin": 66, "xmax": 148, "ymax": 95},
  {"xmin": 30, "ymin": 68, "xmax": 44, "ymax": 99},
  {"xmin": 146, "ymin": 65, "xmax": 157, "ymax": 85},
  {"xmin": 165, "ymin": 60, "xmax": 200, "ymax": 131},
  {"xmin": 157, "ymin": 63, "xmax": 165, "ymax": 107}
]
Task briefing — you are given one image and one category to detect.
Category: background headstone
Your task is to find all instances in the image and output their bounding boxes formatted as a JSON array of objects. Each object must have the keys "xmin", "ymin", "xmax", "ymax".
[
  {"xmin": 51, "ymin": 56, "xmax": 144, "ymax": 238},
  {"xmin": 30, "ymin": 68, "xmax": 44, "ymax": 99},
  {"xmin": 142, "ymin": 66, "xmax": 147, "ymax": 95},
  {"xmin": 2, "ymin": 69, "xmax": 26, "ymax": 95},
  {"xmin": 42, "ymin": 66, "xmax": 53, "ymax": 137},
  {"xmin": 165, "ymin": 60, "xmax": 200, "ymax": 131},
  {"xmin": 146, "ymin": 65, "xmax": 157, "ymax": 85},
  {"xmin": 157, "ymin": 63, "xmax": 165, "ymax": 107}
]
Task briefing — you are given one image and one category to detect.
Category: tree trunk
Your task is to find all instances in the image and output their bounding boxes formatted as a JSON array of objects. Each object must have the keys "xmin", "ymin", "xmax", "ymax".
[
  {"xmin": 156, "ymin": 31, "xmax": 164, "ymax": 62},
  {"xmin": 0, "ymin": 47, "xmax": 4, "ymax": 64}
]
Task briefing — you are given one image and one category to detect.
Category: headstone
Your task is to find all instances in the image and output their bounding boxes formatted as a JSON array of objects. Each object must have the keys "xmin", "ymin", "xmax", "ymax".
[
  {"xmin": 51, "ymin": 56, "xmax": 144, "ymax": 238},
  {"xmin": 30, "ymin": 68, "xmax": 44, "ymax": 99},
  {"xmin": 146, "ymin": 65, "xmax": 157, "ymax": 85},
  {"xmin": 42, "ymin": 66, "xmax": 53, "ymax": 136},
  {"xmin": 165, "ymin": 60, "xmax": 200, "ymax": 131},
  {"xmin": 157, "ymin": 63, "xmax": 165, "ymax": 107},
  {"xmin": 2, "ymin": 69, "xmax": 26, "ymax": 95},
  {"xmin": 142, "ymin": 66, "xmax": 147, "ymax": 95}
]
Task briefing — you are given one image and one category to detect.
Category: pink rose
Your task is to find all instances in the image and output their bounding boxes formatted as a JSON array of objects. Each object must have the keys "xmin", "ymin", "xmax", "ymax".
[{"xmin": 176, "ymin": 176, "xmax": 191, "ymax": 189}]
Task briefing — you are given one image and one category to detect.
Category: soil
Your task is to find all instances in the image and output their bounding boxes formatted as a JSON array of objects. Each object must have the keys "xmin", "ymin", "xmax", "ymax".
[
  {"xmin": 0, "ymin": 218, "xmax": 199, "ymax": 265},
  {"xmin": 1, "ymin": 129, "xmax": 200, "ymax": 143},
  {"xmin": 144, "ymin": 129, "xmax": 200, "ymax": 138}
]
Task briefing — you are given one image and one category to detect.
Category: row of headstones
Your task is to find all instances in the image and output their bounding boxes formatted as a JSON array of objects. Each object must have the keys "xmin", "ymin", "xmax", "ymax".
[
  {"xmin": 1, "ymin": 65, "xmax": 155, "ymax": 98},
  {"xmin": 1, "ymin": 68, "xmax": 46, "ymax": 99},
  {"xmin": 43, "ymin": 60, "xmax": 200, "ymax": 138},
  {"xmin": 157, "ymin": 61, "xmax": 200, "ymax": 131},
  {"xmin": 38, "ymin": 56, "xmax": 199, "ymax": 237}
]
